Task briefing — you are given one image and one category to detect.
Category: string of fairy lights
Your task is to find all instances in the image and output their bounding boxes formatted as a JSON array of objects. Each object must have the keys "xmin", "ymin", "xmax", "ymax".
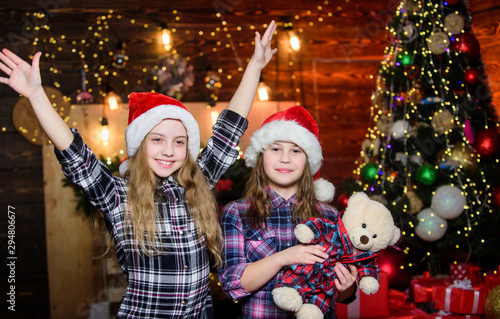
[
  {"xmin": 354, "ymin": 0, "xmax": 499, "ymax": 271},
  {"xmin": 7, "ymin": 0, "xmax": 353, "ymax": 145}
]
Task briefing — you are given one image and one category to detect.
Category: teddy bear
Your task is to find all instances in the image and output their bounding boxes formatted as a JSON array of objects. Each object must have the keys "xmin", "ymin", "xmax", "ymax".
[{"xmin": 272, "ymin": 192, "xmax": 401, "ymax": 319}]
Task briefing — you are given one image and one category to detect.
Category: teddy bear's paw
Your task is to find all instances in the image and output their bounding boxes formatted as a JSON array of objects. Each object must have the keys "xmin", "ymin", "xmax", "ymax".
[
  {"xmin": 272, "ymin": 287, "xmax": 303, "ymax": 312},
  {"xmin": 294, "ymin": 224, "xmax": 315, "ymax": 243},
  {"xmin": 359, "ymin": 276, "xmax": 380, "ymax": 295},
  {"xmin": 295, "ymin": 303, "xmax": 323, "ymax": 319}
]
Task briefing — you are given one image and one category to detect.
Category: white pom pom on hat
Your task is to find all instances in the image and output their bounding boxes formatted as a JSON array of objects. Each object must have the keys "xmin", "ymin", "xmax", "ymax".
[{"xmin": 244, "ymin": 106, "xmax": 335, "ymax": 202}]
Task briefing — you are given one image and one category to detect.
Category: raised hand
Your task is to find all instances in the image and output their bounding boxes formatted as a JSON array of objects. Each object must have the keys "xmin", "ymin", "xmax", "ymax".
[
  {"xmin": 0, "ymin": 48, "xmax": 73, "ymax": 150},
  {"xmin": 252, "ymin": 20, "xmax": 278, "ymax": 69},
  {"xmin": 0, "ymin": 49, "xmax": 43, "ymax": 98}
]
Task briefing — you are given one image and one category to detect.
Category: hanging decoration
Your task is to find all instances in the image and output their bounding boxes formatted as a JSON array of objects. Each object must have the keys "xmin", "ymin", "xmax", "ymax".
[
  {"xmin": 204, "ymin": 70, "xmax": 222, "ymax": 92},
  {"xmin": 360, "ymin": 162, "xmax": 380, "ymax": 183},
  {"xmin": 427, "ymin": 31, "xmax": 450, "ymax": 55},
  {"xmin": 391, "ymin": 119, "xmax": 410, "ymax": 140},
  {"xmin": 484, "ymin": 285, "xmax": 500, "ymax": 319},
  {"xmin": 414, "ymin": 208, "xmax": 448, "ymax": 242},
  {"xmin": 472, "ymin": 128, "xmax": 500, "ymax": 161},
  {"xmin": 415, "ymin": 163, "xmax": 437, "ymax": 185},
  {"xmin": 431, "ymin": 109, "xmax": 454, "ymax": 134},
  {"xmin": 444, "ymin": 13, "xmax": 465, "ymax": 34},
  {"xmin": 76, "ymin": 70, "xmax": 94, "ymax": 105},
  {"xmin": 156, "ymin": 54, "xmax": 195, "ymax": 100},
  {"xmin": 404, "ymin": 191, "xmax": 424, "ymax": 215},
  {"xmin": 431, "ymin": 185, "xmax": 466, "ymax": 219},
  {"xmin": 112, "ymin": 42, "xmax": 129, "ymax": 69}
]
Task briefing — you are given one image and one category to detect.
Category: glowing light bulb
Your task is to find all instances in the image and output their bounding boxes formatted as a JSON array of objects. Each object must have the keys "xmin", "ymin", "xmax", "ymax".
[
  {"xmin": 288, "ymin": 30, "xmax": 300, "ymax": 51},
  {"xmin": 105, "ymin": 91, "xmax": 122, "ymax": 111},
  {"xmin": 101, "ymin": 117, "xmax": 109, "ymax": 146},
  {"xmin": 162, "ymin": 28, "xmax": 172, "ymax": 51},
  {"xmin": 257, "ymin": 81, "xmax": 270, "ymax": 101}
]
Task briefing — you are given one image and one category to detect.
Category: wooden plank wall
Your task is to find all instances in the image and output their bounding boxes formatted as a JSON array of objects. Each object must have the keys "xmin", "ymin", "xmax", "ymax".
[
  {"xmin": 0, "ymin": 87, "xmax": 50, "ymax": 318},
  {"xmin": 0, "ymin": 0, "xmax": 498, "ymax": 316}
]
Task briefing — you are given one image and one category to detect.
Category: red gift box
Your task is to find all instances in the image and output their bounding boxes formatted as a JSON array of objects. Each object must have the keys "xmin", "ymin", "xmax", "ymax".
[
  {"xmin": 386, "ymin": 308, "xmax": 427, "ymax": 318},
  {"xmin": 388, "ymin": 310, "xmax": 480, "ymax": 319},
  {"xmin": 389, "ymin": 289, "xmax": 416, "ymax": 313},
  {"xmin": 410, "ymin": 272, "xmax": 452, "ymax": 303},
  {"xmin": 485, "ymin": 265, "xmax": 500, "ymax": 293},
  {"xmin": 449, "ymin": 262, "xmax": 474, "ymax": 281},
  {"xmin": 425, "ymin": 314, "xmax": 481, "ymax": 319},
  {"xmin": 434, "ymin": 279, "xmax": 486, "ymax": 315},
  {"xmin": 337, "ymin": 271, "xmax": 389, "ymax": 318}
]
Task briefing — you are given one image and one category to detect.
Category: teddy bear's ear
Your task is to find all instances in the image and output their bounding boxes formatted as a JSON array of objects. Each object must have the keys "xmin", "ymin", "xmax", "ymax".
[
  {"xmin": 390, "ymin": 226, "xmax": 401, "ymax": 246},
  {"xmin": 347, "ymin": 192, "xmax": 369, "ymax": 206}
]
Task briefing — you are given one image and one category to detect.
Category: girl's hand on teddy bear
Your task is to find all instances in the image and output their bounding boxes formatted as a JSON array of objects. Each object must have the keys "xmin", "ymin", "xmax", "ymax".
[
  {"xmin": 278, "ymin": 244, "xmax": 328, "ymax": 267},
  {"xmin": 334, "ymin": 263, "xmax": 358, "ymax": 292}
]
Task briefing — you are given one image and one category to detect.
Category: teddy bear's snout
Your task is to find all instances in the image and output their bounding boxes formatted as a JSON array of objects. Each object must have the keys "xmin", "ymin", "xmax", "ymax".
[{"xmin": 360, "ymin": 235, "xmax": 369, "ymax": 244}]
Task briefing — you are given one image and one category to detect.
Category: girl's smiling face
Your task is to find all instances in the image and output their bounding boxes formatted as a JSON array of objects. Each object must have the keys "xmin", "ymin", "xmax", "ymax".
[
  {"xmin": 146, "ymin": 119, "xmax": 188, "ymax": 178},
  {"xmin": 263, "ymin": 141, "xmax": 307, "ymax": 198}
]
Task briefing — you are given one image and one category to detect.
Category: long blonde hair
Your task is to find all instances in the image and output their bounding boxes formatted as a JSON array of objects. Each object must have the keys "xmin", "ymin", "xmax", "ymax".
[
  {"xmin": 244, "ymin": 153, "xmax": 321, "ymax": 229},
  {"xmin": 126, "ymin": 137, "xmax": 223, "ymax": 266}
]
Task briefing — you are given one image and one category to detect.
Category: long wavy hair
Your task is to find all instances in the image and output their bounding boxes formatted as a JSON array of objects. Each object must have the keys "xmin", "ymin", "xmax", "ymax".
[
  {"xmin": 244, "ymin": 152, "xmax": 322, "ymax": 229},
  {"xmin": 126, "ymin": 136, "xmax": 223, "ymax": 266}
]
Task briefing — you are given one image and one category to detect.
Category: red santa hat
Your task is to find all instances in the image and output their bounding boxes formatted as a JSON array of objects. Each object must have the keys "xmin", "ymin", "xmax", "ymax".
[
  {"xmin": 244, "ymin": 106, "xmax": 335, "ymax": 202},
  {"xmin": 119, "ymin": 92, "xmax": 200, "ymax": 176}
]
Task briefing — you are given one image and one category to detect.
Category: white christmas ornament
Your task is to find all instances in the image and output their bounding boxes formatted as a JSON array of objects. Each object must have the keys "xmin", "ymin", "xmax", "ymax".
[
  {"xmin": 431, "ymin": 185, "xmax": 466, "ymax": 219},
  {"xmin": 415, "ymin": 208, "xmax": 448, "ymax": 242},
  {"xmin": 444, "ymin": 13, "xmax": 465, "ymax": 34},
  {"xmin": 427, "ymin": 31, "xmax": 450, "ymax": 55},
  {"xmin": 391, "ymin": 120, "xmax": 410, "ymax": 140}
]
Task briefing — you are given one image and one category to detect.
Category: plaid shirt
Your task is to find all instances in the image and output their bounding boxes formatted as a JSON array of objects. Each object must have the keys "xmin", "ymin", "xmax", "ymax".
[
  {"xmin": 218, "ymin": 187, "xmax": 340, "ymax": 319},
  {"xmin": 55, "ymin": 109, "xmax": 247, "ymax": 319},
  {"xmin": 278, "ymin": 215, "xmax": 379, "ymax": 314}
]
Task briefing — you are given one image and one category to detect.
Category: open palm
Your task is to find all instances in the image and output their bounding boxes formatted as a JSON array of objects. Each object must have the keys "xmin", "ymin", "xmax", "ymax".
[
  {"xmin": 253, "ymin": 20, "xmax": 278, "ymax": 68},
  {"xmin": 0, "ymin": 49, "xmax": 42, "ymax": 98}
]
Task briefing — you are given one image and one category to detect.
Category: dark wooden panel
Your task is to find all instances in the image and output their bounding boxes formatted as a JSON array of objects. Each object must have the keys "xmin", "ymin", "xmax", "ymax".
[
  {"xmin": 0, "ymin": 275, "xmax": 50, "ymax": 316},
  {"xmin": 0, "ymin": 134, "xmax": 44, "ymax": 170},
  {"xmin": 0, "ymin": 170, "xmax": 44, "ymax": 205}
]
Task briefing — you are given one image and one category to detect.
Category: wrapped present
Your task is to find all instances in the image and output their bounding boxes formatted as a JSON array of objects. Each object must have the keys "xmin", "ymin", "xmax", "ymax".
[
  {"xmin": 449, "ymin": 263, "xmax": 482, "ymax": 284},
  {"xmin": 485, "ymin": 265, "xmax": 500, "ymax": 293},
  {"xmin": 389, "ymin": 289, "xmax": 416, "ymax": 313},
  {"xmin": 337, "ymin": 271, "xmax": 389, "ymax": 318},
  {"xmin": 434, "ymin": 278, "xmax": 486, "ymax": 315},
  {"xmin": 410, "ymin": 272, "xmax": 452, "ymax": 303},
  {"xmin": 425, "ymin": 311, "xmax": 481, "ymax": 319},
  {"xmin": 449, "ymin": 262, "xmax": 474, "ymax": 281},
  {"xmin": 385, "ymin": 307, "xmax": 427, "ymax": 318}
]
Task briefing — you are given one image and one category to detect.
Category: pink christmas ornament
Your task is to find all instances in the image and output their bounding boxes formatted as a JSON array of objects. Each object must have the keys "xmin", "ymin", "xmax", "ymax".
[{"xmin": 464, "ymin": 118, "xmax": 474, "ymax": 144}]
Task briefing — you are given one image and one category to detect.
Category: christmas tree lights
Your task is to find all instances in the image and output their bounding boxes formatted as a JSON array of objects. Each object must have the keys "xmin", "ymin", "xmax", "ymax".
[{"xmin": 345, "ymin": 0, "xmax": 500, "ymax": 273}]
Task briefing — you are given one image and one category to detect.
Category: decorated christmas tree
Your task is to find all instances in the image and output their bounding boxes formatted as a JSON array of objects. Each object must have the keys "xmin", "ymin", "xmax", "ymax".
[{"xmin": 343, "ymin": 0, "xmax": 500, "ymax": 275}]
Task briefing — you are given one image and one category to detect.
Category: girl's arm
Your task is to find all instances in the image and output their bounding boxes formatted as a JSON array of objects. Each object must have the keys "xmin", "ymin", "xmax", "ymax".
[
  {"xmin": 240, "ymin": 243, "xmax": 328, "ymax": 293},
  {"xmin": 219, "ymin": 203, "xmax": 328, "ymax": 298},
  {"xmin": 0, "ymin": 49, "xmax": 73, "ymax": 150},
  {"xmin": 226, "ymin": 20, "xmax": 277, "ymax": 118}
]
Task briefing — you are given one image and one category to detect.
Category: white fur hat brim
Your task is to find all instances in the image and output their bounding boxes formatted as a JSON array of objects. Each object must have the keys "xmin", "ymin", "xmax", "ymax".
[
  {"xmin": 244, "ymin": 120, "xmax": 323, "ymax": 175},
  {"xmin": 125, "ymin": 104, "xmax": 200, "ymax": 161}
]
